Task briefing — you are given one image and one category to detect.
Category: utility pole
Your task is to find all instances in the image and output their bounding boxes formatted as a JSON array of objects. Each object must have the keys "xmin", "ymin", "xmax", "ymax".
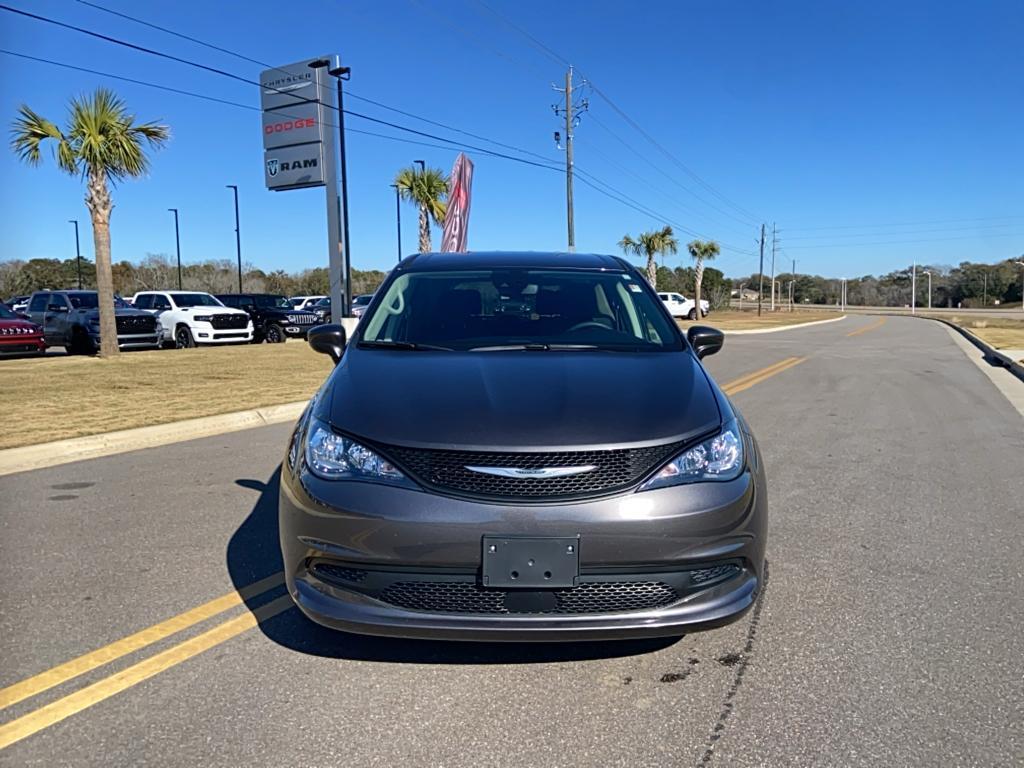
[
  {"xmin": 790, "ymin": 258, "xmax": 796, "ymax": 311},
  {"xmin": 553, "ymin": 66, "xmax": 587, "ymax": 253},
  {"xmin": 770, "ymin": 223, "xmax": 777, "ymax": 311},
  {"xmin": 911, "ymin": 261, "xmax": 916, "ymax": 315},
  {"xmin": 757, "ymin": 224, "xmax": 766, "ymax": 316}
]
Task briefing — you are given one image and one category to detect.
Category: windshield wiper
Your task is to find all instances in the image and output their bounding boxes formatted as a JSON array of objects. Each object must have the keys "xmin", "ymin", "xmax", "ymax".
[
  {"xmin": 469, "ymin": 343, "xmax": 599, "ymax": 352},
  {"xmin": 357, "ymin": 340, "xmax": 452, "ymax": 351}
]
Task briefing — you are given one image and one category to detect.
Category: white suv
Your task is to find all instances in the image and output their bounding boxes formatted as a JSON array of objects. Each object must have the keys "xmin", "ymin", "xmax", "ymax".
[
  {"xmin": 131, "ymin": 291, "xmax": 253, "ymax": 348},
  {"xmin": 658, "ymin": 292, "xmax": 709, "ymax": 320}
]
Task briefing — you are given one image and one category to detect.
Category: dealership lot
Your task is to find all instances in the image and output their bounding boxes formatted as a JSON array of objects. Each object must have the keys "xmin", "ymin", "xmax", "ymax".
[{"xmin": 1, "ymin": 315, "xmax": 1022, "ymax": 766}]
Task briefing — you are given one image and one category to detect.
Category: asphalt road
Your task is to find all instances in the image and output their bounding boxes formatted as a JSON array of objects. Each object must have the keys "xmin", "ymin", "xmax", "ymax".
[{"xmin": 2, "ymin": 315, "xmax": 1022, "ymax": 766}]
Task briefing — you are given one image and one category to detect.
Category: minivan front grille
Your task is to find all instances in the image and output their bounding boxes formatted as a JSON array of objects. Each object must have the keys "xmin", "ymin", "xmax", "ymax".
[
  {"xmin": 378, "ymin": 580, "xmax": 679, "ymax": 615},
  {"xmin": 381, "ymin": 441, "xmax": 685, "ymax": 501}
]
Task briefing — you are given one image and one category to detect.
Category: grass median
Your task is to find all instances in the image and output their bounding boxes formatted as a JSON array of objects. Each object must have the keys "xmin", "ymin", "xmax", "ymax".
[
  {"xmin": 677, "ymin": 309, "xmax": 841, "ymax": 331},
  {"xmin": 933, "ymin": 315, "xmax": 1024, "ymax": 361},
  {"xmin": 0, "ymin": 342, "xmax": 333, "ymax": 450}
]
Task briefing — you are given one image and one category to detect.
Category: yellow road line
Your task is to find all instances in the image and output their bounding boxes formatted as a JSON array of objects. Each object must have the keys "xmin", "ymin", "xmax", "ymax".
[
  {"xmin": 846, "ymin": 317, "xmax": 887, "ymax": 337},
  {"xmin": 0, "ymin": 572, "xmax": 284, "ymax": 711},
  {"xmin": 721, "ymin": 357, "xmax": 807, "ymax": 396},
  {"xmin": 0, "ymin": 595, "xmax": 294, "ymax": 750}
]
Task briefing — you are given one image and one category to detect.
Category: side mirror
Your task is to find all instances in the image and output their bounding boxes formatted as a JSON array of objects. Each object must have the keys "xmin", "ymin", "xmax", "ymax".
[
  {"xmin": 308, "ymin": 323, "xmax": 347, "ymax": 363},
  {"xmin": 47, "ymin": 303, "xmax": 69, "ymax": 313},
  {"xmin": 687, "ymin": 325, "xmax": 724, "ymax": 359}
]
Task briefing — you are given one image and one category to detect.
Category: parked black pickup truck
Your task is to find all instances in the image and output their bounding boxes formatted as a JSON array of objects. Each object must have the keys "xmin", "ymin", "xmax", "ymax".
[
  {"xmin": 26, "ymin": 290, "xmax": 162, "ymax": 354},
  {"xmin": 215, "ymin": 293, "xmax": 318, "ymax": 343}
]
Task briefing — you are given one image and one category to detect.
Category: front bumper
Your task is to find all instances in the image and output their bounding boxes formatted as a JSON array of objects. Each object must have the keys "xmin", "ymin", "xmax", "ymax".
[
  {"xmin": 279, "ymin": 444, "xmax": 767, "ymax": 641},
  {"xmin": 0, "ymin": 336, "xmax": 46, "ymax": 354},
  {"xmin": 89, "ymin": 331, "xmax": 162, "ymax": 350}
]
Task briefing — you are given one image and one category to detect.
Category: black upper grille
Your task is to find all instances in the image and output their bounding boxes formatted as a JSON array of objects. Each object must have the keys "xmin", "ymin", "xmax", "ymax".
[
  {"xmin": 378, "ymin": 580, "xmax": 678, "ymax": 615},
  {"xmin": 115, "ymin": 315, "xmax": 156, "ymax": 334},
  {"xmin": 382, "ymin": 441, "xmax": 685, "ymax": 501},
  {"xmin": 210, "ymin": 313, "xmax": 249, "ymax": 330}
]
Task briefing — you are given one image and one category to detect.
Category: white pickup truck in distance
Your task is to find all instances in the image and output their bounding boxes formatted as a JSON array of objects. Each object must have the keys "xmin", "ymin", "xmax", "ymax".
[
  {"xmin": 658, "ymin": 292, "xmax": 710, "ymax": 320},
  {"xmin": 131, "ymin": 291, "xmax": 254, "ymax": 348}
]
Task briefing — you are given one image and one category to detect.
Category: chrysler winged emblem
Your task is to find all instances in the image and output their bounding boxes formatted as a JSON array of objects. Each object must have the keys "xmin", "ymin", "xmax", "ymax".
[
  {"xmin": 464, "ymin": 465, "xmax": 597, "ymax": 479},
  {"xmin": 266, "ymin": 158, "xmax": 279, "ymax": 177}
]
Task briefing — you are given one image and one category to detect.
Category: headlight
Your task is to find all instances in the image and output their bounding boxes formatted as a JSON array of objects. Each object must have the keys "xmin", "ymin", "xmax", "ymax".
[
  {"xmin": 304, "ymin": 418, "xmax": 408, "ymax": 484},
  {"xmin": 638, "ymin": 420, "xmax": 744, "ymax": 491},
  {"xmin": 193, "ymin": 314, "xmax": 213, "ymax": 322}
]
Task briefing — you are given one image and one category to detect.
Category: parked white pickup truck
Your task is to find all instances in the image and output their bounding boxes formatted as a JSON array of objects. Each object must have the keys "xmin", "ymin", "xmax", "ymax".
[
  {"xmin": 658, "ymin": 292, "xmax": 709, "ymax": 320},
  {"xmin": 130, "ymin": 291, "xmax": 253, "ymax": 348}
]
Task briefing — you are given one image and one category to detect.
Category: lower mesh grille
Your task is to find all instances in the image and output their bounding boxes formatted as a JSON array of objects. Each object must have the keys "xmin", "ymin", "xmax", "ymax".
[
  {"xmin": 379, "ymin": 580, "xmax": 679, "ymax": 615},
  {"xmin": 311, "ymin": 563, "xmax": 368, "ymax": 584},
  {"xmin": 690, "ymin": 564, "xmax": 740, "ymax": 584}
]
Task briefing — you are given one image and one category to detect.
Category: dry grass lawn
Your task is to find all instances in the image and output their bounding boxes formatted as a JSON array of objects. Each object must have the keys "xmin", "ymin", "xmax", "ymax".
[
  {"xmin": 939, "ymin": 315, "xmax": 1024, "ymax": 359},
  {"xmin": 0, "ymin": 341, "xmax": 333, "ymax": 450},
  {"xmin": 677, "ymin": 309, "xmax": 842, "ymax": 331}
]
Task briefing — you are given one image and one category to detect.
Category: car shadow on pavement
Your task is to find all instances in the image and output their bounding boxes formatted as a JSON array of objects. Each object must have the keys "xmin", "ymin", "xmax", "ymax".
[{"xmin": 226, "ymin": 469, "xmax": 682, "ymax": 664}]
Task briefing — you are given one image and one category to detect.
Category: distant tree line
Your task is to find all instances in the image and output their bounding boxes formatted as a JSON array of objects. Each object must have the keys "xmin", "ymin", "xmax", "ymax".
[
  {"xmin": 0, "ymin": 254, "xmax": 389, "ymax": 300},
  {"xmin": 733, "ymin": 258, "xmax": 1023, "ymax": 308},
  {"xmin": 3, "ymin": 254, "xmax": 1019, "ymax": 309}
]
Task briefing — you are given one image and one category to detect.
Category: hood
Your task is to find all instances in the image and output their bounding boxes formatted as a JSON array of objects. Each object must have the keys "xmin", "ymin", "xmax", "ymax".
[
  {"xmin": 81, "ymin": 307, "xmax": 152, "ymax": 320},
  {"xmin": 324, "ymin": 349, "xmax": 721, "ymax": 451}
]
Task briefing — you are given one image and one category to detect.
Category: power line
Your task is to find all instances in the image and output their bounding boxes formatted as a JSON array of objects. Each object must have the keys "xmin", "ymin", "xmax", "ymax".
[
  {"xmin": 784, "ymin": 232, "xmax": 1024, "ymax": 249},
  {"xmin": 464, "ymin": 0, "xmax": 762, "ymax": 225},
  {"xmin": 783, "ymin": 215, "xmax": 1024, "ymax": 232},
  {"xmin": 783, "ymin": 221, "xmax": 1024, "ymax": 240}
]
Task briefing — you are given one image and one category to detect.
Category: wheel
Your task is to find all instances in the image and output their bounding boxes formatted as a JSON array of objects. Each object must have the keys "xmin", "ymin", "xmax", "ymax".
[
  {"xmin": 265, "ymin": 323, "xmax": 285, "ymax": 344},
  {"xmin": 687, "ymin": 309, "xmax": 698, "ymax": 320},
  {"xmin": 68, "ymin": 327, "xmax": 95, "ymax": 355},
  {"xmin": 174, "ymin": 325, "xmax": 195, "ymax": 349}
]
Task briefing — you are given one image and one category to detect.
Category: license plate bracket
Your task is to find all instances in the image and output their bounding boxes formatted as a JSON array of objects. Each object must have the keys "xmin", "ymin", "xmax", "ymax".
[{"xmin": 481, "ymin": 535, "xmax": 580, "ymax": 588}]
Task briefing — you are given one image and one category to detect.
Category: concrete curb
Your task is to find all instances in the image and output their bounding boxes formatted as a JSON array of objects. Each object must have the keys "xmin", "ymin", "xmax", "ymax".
[
  {"xmin": 910, "ymin": 315, "xmax": 1024, "ymax": 384},
  {"xmin": 722, "ymin": 315, "xmax": 847, "ymax": 335},
  {"xmin": 0, "ymin": 400, "xmax": 309, "ymax": 477}
]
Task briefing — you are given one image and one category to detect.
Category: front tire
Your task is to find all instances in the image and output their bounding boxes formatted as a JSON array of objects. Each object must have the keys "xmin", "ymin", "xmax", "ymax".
[
  {"xmin": 265, "ymin": 323, "xmax": 285, "ymax": 344},
  {"xmin": 174, "ymin": 325, "xmax": 195, "ymax": 349},
  {"xmin": 687, "ymin": 309, "xmax": 698, "ymax": 320}
]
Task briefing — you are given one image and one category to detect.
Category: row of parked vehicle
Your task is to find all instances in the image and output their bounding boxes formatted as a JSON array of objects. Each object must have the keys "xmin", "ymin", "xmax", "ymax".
[{"xmin": 0, "ymin": 290, "xmax": 375, "ymax": 356}]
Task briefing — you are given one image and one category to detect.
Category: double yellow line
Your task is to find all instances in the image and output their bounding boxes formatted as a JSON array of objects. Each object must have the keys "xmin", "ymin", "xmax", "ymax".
[
  {"xmin": 847, "ymin": 317, "xmax": 886, "ymax": 337},
  {"xmin": 0, "ymin": 356, "xmax": 810, "ymax": 750},
  {"xmin": 0, "ymin": 573, "xmax": 288, "ymax": 749}
]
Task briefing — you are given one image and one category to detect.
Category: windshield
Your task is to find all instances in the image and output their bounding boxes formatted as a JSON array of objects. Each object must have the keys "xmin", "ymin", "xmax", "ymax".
[
  {"xmin": 361, "ymin": 268, "xmax": 681, "ymax": 352},
  {"xmin": 172, "ymin": 293, "xmax": 223, "ymax": 308},
  {"xmin": 0, "ymin": 304, "xmax": 18, "ymax": 319},
  {"xmin": 353, "ymin": 294, "xmax": 373, "ymax": 306},
  {"xmin": 253, "ymin": 295, "xmax": 291, "ymax": 309},
  {"xmin": 66, "ymin": 292, "xmax": 99, "ymax": 309},
  {"xmin": 314, "ymin": 297, "xmax": 331, "ymax": 307}
]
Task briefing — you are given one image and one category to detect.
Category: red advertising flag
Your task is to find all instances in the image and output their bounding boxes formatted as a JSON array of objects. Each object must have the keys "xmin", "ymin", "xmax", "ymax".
[{"xmin": 441, "ymin": 153, "xmax": 474, "ymax": 253}]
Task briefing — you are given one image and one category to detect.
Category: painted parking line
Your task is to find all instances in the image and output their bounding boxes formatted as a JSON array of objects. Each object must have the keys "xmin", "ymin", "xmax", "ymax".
[
  {"xmin": 721, "ymin": 357, "xmax": 807, "ymax": 396},
  {"xmin": 0, "ymin": 595, "xmax": 295, "ymax": 750},
  {"xmin": 846, "ymin": 317, "xmax": 887, "ymax": 337},
  {"xmin": 0, "ymin": 572, "xmax": 284, "ymax": 711}
]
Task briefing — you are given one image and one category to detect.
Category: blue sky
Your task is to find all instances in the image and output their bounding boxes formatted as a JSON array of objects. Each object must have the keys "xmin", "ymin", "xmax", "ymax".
[{"xmin": 0, "ymin": 0, "xmax": 1021, "ymax": 280}]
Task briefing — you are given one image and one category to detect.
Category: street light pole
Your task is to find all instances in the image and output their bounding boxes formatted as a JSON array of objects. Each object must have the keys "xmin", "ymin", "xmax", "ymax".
[
  {"xmin": 1015, "ymin": 261, "xmax": 1024, "ymax": 311},
  {"xmin": 68, "ymin": 219, "xmax": 82, "ymax": 289},
  {"xmin": 841, "ymin": 277, "xmax": 847, "ymax": 311},
  {"xmin": 390, "ymin": 183, "xmax": 402, "ymax": 263},
  {"xmin": 414, "ymin": 159, "xmax": 425, "ymax": 173},
  {"xmin": 911, "ymin": 261, "xmax": 916, "ymax": 315},
  {"xmin": 226, "ymin": 185, "xmax": 242, "ymax": 292},
  {"xmin": 921, "ymin": 269, "xmax": 932, "ymax": 310},
  {"xmin": 168, "ymin": 208, "xmax": 182, "ymax": 290}
]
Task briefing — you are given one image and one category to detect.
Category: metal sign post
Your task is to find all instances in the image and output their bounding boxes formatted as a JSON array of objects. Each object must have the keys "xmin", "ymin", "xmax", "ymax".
[{"xmin": 260, "ymin": 57, "xmax": 348, "ymax": 319}]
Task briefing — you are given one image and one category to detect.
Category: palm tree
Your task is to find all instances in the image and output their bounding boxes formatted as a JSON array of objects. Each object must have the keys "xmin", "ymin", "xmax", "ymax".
[
  {"xmin": 686, "ymin": 239, "xmax": 721, "ymax": 319},
  {"xmin": 394, "ymin": 165, "xmax": 448, "ymax": 253},
  {"xmin": 11, "ymin": 88, "xmax": 169, "ymax": 358},
  {"xmin": 618, "ymin": 225, "xmax": 678, "ymax": 288}
]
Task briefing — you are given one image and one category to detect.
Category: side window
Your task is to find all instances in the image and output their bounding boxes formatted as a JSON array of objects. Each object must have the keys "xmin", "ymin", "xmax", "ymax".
[
  {"xmin": 154, "ymin": 294, "xmax": 171, "ymax": 310},
  {"xmin": 238, "ymin": 297, "xmax": 254, "ymax": 309},
  {"xmin": 221, "ymin": 296, "xmax": 238, "ymax": 308},
  {"xmin": 29, "ymin": 293, "xmax": 49, "ymax": 312},
  {"xmin": 134, "ymin": 294, "xmax": 152, "ymax": 310}
]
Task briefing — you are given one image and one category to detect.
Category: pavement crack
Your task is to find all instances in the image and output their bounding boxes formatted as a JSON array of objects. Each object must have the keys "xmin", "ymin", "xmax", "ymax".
[{"xmin": 697, "ymin": 561, "xmax": 770, "ymax": 766}]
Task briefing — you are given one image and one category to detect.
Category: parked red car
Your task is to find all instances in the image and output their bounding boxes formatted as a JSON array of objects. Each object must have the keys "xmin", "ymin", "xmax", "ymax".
[{"xmin": 0, "ymin": 303, "xmax": 46, "ymax": 356}]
